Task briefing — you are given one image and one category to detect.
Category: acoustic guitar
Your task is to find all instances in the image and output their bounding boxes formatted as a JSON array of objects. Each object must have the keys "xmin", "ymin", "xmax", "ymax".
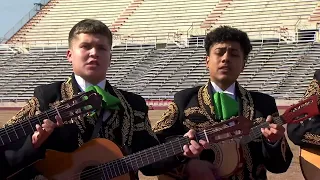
[
  {"xmin": 159, "ymin": 95, "xmax": 320, "ymax": 179},
  {"xmin": 212, "ymin": 94, "xmax": 320, "ymax": 178},
  {"xmin": 300, "ymin": 147, "xmax": 320, "ymax": 180},
  {"xmin": 31, "ymin": 115, "xmax": 253, "ymax": 180},
  {"xmin": 4, "ymin": 91, "xmax": 102, "ymax": 179}
]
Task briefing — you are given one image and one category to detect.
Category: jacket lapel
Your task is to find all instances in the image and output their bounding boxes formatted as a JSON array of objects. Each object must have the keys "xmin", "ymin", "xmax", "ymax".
[
  {"xmin": 206, "ymin": 81, "xmax": 218, "ymax": 121},
  {"xmin": 103, "ymin": 80, "xmax": 121, "ymax": 121},
  {"xmin": 236, "ymin": 82, "xmax": 255, "ymax": 121},
  {"xmin": 198, "ymin": 80, "xmax": 216, "ymax": 121},
  {"xmin": 70, "ymin": 73, "xmax": 81, "ymax": 95},
  {"xmin": 235, "ymin": 83, "xmax": 244, "ymax": 117},
  {"xmin": 199, "ymin": 80, "xmax": 255, "ymax": 122}
]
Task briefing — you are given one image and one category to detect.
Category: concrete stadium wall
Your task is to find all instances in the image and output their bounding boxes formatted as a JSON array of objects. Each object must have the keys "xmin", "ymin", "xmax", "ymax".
[{"xmin": 0, "ymin": 99, "xmax": 298, "ymax": 111}]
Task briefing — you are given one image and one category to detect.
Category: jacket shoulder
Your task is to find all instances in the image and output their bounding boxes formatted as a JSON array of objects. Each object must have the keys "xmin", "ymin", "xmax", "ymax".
[
  {"xmin": 34, "ymin": 82, "xmax": 63, "ymax": 94},
  {"xmin": 33, "ymin": 81, "xmax": 64, "ymax": 110},
  {"xmin": 174, "ymin": 86, "xmax": 201, "ymax": 102},
  {"xmin": 117, "ymin": 89, "xmax": 147, "ymax": 110},
  {"xmin": 249, "ymin": 91, "xmax": 276, "ymax": 103}
]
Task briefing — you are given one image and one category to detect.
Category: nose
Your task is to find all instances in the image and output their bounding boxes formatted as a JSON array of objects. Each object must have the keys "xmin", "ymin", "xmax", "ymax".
[
  {"xmin": 221, "ymin": 51, "xmax": 231, "ymax": 63},
  {"xmin": 89, "ymin": 47, "xmax": 99, "ymax": 58}
]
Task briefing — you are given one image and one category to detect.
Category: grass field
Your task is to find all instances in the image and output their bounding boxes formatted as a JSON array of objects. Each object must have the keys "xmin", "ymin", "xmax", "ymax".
[{"xmin": 0, "ymin": 109, "xmax": 305, "ymax": 180}]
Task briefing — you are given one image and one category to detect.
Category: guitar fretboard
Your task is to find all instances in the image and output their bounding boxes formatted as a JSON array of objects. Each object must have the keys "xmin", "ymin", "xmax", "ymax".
[
  {"xmin": 0, "ymin": 107, "xmax": 63, "ymax": 147},
  {"xmin": 98, "ymin": 131, "xmax": 208, "ymax": 179},
  {"xmin": 240, "ymin": 116, "xmax": 284, "ymax": 144}
]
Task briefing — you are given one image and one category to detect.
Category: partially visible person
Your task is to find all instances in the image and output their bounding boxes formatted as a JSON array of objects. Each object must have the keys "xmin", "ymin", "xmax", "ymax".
[
  {"xmin": 0, "ymin": 116, "xmax": 62, "ymax": 179},
  {"xmin": 287, "ymin": 69, "xmax": 320, "ymax": 149}
]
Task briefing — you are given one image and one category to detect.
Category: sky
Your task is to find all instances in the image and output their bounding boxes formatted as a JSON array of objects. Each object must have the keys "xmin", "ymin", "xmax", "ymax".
[{"xmin": 0, "ymin": 0, "xmax": 39, "ymax": 40}]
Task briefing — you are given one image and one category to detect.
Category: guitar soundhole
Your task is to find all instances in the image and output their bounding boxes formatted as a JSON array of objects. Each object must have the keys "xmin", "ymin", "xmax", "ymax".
[
  {"xmin": 80, "ymin": 166, "xmax": 107, "ymax": 180},
  {"xmin": 200, "ymin": 149, "xmax": 216, "ymax": 163}
]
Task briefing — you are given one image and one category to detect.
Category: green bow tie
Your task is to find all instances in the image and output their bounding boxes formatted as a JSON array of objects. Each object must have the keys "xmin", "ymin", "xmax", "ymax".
[
  {"xmin": 213, "ymin": 92, "xmax": 239, "ymax": 120},
  {"xmin": 85, "ymin": 85, "xmax": 120, "ymax": 110}
]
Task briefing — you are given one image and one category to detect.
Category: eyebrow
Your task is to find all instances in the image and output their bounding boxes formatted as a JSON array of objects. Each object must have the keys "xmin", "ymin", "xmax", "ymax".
[
  {"xmin": 79, "ymin": 42, "xmax": 107, "ymax": 47},
  {"xmin": 215, "ymin": 47, "xmax": 240, "ymax": 52}
]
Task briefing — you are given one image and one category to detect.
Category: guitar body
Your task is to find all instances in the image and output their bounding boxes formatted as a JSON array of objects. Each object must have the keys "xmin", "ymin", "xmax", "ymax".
[
  {"xmin": 211, "ymin": 139, "xmax": 243, "ymax": 178},
  {"xmin": 300, "ymin": 147, "xmax": 320, "ymax": 180},
  {"xmin": 157, "ymin": 140, "xmax": 243, "ymax": 180},
  {"xmin": 34, "ymin": 138, "xmax": 130, "ymax": 180},
  {"xmin": 158, "ymin": 95, "xmax": 320, "ymax": 180}
]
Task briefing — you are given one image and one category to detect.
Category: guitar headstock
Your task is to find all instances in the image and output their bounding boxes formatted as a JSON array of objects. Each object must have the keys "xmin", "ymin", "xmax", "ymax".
[
  {"xmin": 55, "ymin": 90, "xmax": 103, "ymax": 121},
  {"xmin": 282, "ymin": 95, "xmax": 319, "ymax": 124},
  {"xmin": 203, "ymin": 116, "xmax": 252, "ymax": 143}
]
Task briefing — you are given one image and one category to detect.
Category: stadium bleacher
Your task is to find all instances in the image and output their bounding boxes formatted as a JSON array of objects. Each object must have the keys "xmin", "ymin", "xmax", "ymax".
[
  {"xmin": 1, "ymin": 0, "xmax": 320, "ymax": 103},
  {"xmin": 1, "ymin": 38, "xmax": 320, "ymax": 102}
]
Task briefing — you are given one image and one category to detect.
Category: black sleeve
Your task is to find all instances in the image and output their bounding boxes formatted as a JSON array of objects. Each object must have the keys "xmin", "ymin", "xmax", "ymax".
[
  {"xmin": 0, "ymin": 86, "xmax": 47, "ymax": 179},
  {"xmin": 0, "ymin": 135, "xmax": 46, "ymax": 180},
  {"xmin": 261, "ymin": 97, "xmax": 293, "ymax": 173},
  {"xmin": 262, "ymin": 137, "xmax": 293, "ymax": 173},
  {"xmin": 287, "ymin": 77, "xmax": 320, "ymax": 149},
  {"xmin": 130, "ymin": 100, "xmax": 185, "ymax": 176},
  {"xmin": 0, "ymin": 86, "xmax": 79, "ymax": 179},
  {"xmin": 287, "ymin": 115, "xmax": 320, "ymax": 149},
  {"xmin": 153, "ymin": 101, "xmax": 186, "ymax": 143}
]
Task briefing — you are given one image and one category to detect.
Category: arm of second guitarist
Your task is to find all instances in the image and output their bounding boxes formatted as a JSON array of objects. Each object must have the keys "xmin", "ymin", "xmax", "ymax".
[
  {"xmin": 0, "ymin": 93, "xmax": 47, "ymax": 180},
  {"xmin": 0, "ymin": 86, "xmax": 77, "ymax": 180},
  {"xmin": 0, "ymin": 134, "xmax": 46, "ymax": 180},
  {"xmin": 286, "ymin": 74, "xmax": 320, "ymax": 149},
  {"xmin": 287, "ymin": 115, "xmax": 320, "ymax": 149}
]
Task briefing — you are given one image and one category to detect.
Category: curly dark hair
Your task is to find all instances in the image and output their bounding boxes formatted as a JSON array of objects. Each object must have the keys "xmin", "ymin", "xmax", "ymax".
[{"xmin": 205, "ymin": 26, "xmax": 252, "ymax": 62}]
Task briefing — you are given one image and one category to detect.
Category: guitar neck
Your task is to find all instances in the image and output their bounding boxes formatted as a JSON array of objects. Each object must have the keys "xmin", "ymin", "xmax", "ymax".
[
  {"xmin": 0, "ymin": 109, "xmax": 59, "ymax": 147},
  {"xmin": 100, "ymin": 131, "xmax": 208, "ymax": 179},
  {"xmin": 240, "ymin": 116, "xmax": 284, "ymax": 144}
]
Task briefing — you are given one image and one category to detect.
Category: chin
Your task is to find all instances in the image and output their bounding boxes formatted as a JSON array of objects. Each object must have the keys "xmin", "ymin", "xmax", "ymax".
[{"xmin": 217, "ymin": 77, "xmax": 235, "ymax": 84}]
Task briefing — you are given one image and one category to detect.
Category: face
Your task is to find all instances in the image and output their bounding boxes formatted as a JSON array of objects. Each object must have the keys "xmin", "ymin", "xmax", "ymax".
[
  {"xmin": 67, "ymin": 33, "xmax": 111, "ymax": 84},
  {"xmin": 206, "ymin": 41, "xmax": 244, "ymax": 87}
]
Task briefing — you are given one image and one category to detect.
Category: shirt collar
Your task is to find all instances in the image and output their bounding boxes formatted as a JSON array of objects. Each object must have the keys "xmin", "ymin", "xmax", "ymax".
[
  {"xmin": 74, "ymin": 74, "xmax": 106, "ymax": 92},
  {"xmin": 211, "ymin": 81, "xmax": 236, "ymax": 99}
]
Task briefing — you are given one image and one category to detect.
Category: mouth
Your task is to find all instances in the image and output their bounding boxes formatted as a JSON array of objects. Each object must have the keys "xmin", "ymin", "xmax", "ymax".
[
  {"xmin": 86, "ymin": 60, "xmax": 99, "ymax": 66},
  {"xmin": 219, "ymin": 66, "xmax": 230, "ymax": 71}
]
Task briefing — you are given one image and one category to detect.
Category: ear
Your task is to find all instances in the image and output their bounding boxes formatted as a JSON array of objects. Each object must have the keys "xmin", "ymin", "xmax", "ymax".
[
  {"xmin": 109, "ymin": 53, "xmax": 112, "ymax": 67},
  {"xmin": 66, "ymin": 49, "xmax": 72, "ymax": 63},
  {"xmin": 205, "ymin": 56, "xmax": 210, "ymax": 69},
  {"xmin": 241, "ymin": 59, "xmax": 246, "ymax": 72}
]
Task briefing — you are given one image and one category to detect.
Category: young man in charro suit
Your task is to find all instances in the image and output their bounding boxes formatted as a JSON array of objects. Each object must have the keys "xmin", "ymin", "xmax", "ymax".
[
  {"xmin": 0, "ymin": 19, "xmax": 208, "ymax": 180},
  {"xmin": 153, "ymin": 26, "xmax": 293, "ymax": 180},
  {"xmin": 287, "ymin": 69, "xmax": 320, "ymax": 148}
]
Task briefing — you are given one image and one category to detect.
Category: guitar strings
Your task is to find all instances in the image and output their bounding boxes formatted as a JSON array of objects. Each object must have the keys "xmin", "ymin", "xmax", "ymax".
[
  {"xmin": 249, "ymin": 121, "xmax": 281, "ymax": 141},
  {"xmin": 0, "ymin": 92, "xmax": 99, "ymax": 140},
  {"xmin": 71, "ymin": 114, "xmax": 300, "ymax": 179},
  {"xmin": 67, "ymin": 127, "xmax": 238, "ymax": 180},
  {"xmin": 0, "ymin": 102, "xmax": 87, "ymax": 143},
  {"xmin": 3, "ymin": 109, "xmax": 266, "ymax": 180},
  {"xmin": 70, "ymin": 117, "xmax": 287, "ymax": 179},
  {"xmin": 75, "ymin": 131, "xmax": 225, "ymax": 180},
  {"xmin": 70, "ymin": 138, "xmax": 190, "ymax": 179},
  {"xmin": 67, "ymin": 141, "xmax": 188, "ymax": 180},
  {"xmin": 246, "ymin": 122, "xmax": 269, "ymax": 141},
  {"xmin": 0, "ymin": 90, "xmax": 104, "ymax": 140},
  {"xmin": 69, "ymin": 120, "xmax": 273, "ymax": 179}
]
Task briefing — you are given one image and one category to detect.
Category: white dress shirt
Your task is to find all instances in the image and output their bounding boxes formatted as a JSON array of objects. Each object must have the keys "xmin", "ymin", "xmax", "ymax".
[{"xmin": 211, "ymin": 81, "xmax": 236, "ymax": 100}]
